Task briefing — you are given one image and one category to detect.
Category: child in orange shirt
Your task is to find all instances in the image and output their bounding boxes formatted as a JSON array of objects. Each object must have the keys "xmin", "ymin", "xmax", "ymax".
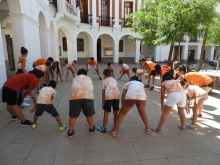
[{"xmin": 30, "ymin": 80, "xmax": 66, "ymax": 131}]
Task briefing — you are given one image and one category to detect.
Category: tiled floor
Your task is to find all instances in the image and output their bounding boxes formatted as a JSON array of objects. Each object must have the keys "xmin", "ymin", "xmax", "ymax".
[{"xmin": 0, "ymin": 64, "xmax": 220, "ymax": 165}]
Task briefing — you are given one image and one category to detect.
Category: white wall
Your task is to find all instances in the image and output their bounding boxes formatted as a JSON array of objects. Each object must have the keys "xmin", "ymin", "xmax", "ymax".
[
  {"xmin": 77, "ymin": 33, "xmax": 91, "ymax": 58},
  {"xmin": 119, "ymin": 36, "xmax": 135, "ymax": 57},
  {"xmin": 58, "ymin": 29, "xmax": 68, "ymax": 58},
  {"xmin": 99, "ymin": 35, "xmax": 114, "ymax": 57}
]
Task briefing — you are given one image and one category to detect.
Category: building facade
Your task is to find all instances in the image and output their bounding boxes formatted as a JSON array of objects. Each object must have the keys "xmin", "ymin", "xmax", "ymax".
[{"xmin": 0, "ymin": 0, "xmax": 218, "ymax": 88}]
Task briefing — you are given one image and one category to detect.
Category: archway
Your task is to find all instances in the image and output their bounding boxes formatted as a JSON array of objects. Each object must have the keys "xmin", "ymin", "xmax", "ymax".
[
  {"xmin": 39, "ymin": 12, "xmax": 49, "ymax": 58},
  {"xmin": 96, "ymin": 34, "xmax": 114, "ymax": 63},
  {"xmin": 58, "ymin": 27, "xmax": 72, "ymax": 65},
  {"xmin": 76, "ymin": 31, "xmax": 93, "ymax": 63}
]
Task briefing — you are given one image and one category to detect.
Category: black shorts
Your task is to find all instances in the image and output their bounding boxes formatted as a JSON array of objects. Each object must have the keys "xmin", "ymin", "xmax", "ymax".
[
  {"xmin": 16, "ymin": 69, "xmax": 23, "ymax": 75},
  {"xmin": 69, "ymin": 99, "xmax": 95, "ymax": 118},
  {"xmin": 35, "ymin": 104, "xmax": 59, "ymax": 117},
  {"xmin": 202, "ymin": 82, "xmax": 214, "ymax": 88},
  {"xmin": 150, "ymin": 70, "xmax": 156, "ymax": 76},
  {"xmin": 103, "ymin": 99, "xmax": 120, "ymax": 112},
  {"xmin": 2, "ymin": 86, "xmax": 22, "ymax": 105}
]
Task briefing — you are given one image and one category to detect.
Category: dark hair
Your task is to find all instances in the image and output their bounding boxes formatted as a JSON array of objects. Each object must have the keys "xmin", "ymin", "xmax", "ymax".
[
  {"xmin": 90, "ymin": 57, "xmax": 94, "ymax": 60},
  {"xmin": 55, "ymin": 61, "xmax": 60, "ymax": 73},
  {"xmin": 47, "ymin": 57, "xmax": 54, "ymax": 63},
  {"xmin": 21, "ymin": 47, "xmax": 28, "ymax": 55},
  {"xmin": 48, "ymin": 80, "xmax": 57, "ymax": 89},
  {"xmin": 73, "ymin": 60, "xmax": 77, "ymax": 64},
  {"xmin": 108, "ymin": 63, "xmax": 111, "ymax": 66},
  {"xmin": 180, "ymin": 78, "xmax": 187, "ymax": 87},
  {"xmin": 154, "ymin": 64, "xmax": 161, "ymax": 76},
  {"xmin": 132, "ymin": 67, "xmax": 137, "ymax": 72},
  {"xmin": 130, "ymin": 76, "xmax": 140, "ymax": 81},
  {"xmin": 77, "ymin": 68, "xmax": 87, "ymax": 75},
  {"xmin": 119, "ymin": 61, "xmax": 123, "ymax": 64},
  {"xmin": 188, "ymin": 68, "xmax": 198, "ymax": 72},
  {"xmin": 178, "ymin": 65, "xmax": 188, "ymax": 75},
  {"xmin": 141, "ymin": 59, "xmax": 146, "ymax": 62},
  {"xmin": 45, "ymin": 61, "xmax": 51, "ymax": 66},
  {"xmin": 28, "ymin": 69, "xmax": 44, "ymax": 78},
  {"xmin": 161, "ymin": 72, "xmax": 174, "ymax": 83},
  {"xmin": 173, "ymin": 61, "xmax": 181, "ymax": 70},
  {"xmin": 168, "ymin": 69, "xmax": 174, "ymax": 75},
  {"xmin": 103, "ymin": 69, "xmax": 111, "ymax": 77}
]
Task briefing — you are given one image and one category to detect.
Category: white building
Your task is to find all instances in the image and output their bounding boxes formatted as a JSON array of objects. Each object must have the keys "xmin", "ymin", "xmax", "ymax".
[{"xmin": 0, "ymin": 0, "xmax": 218, "ymax": 88}]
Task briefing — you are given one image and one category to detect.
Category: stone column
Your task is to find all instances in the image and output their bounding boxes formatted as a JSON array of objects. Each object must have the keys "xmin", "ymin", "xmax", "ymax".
[
  {"xmin": 113, "ymin": 43, "xmax": 119, "ymax": 63},
  {"xmin": 114, "ymin": 0, "xmax": 120, "ymax": 28},
  {"xmin": 0, "ymin": 21, "xmax": 7, "ymax": 88},
  {"xmin": 72, "ymin": 37, "xmax": 78, "ymax": 61},
  {"xmin": 9, "ymin": 13, "xmax": 41, "ymax": 71},
  {"xmin": 92, "ymin": 0, "xmax": 98, "ymax": 26},
  {"xmin": 195, "ymin": 45, "xmax": 202, "ymax": 62},
  {"xmin": 93, "ymin": 42, "xmax": 97, "ymax": 61},
  {"xmin": 208, "ymin": 46, "xmax": 215, "ymax": 61},
  {"xmin": 135, "ymin": 40, "xmax": 141, "ymax": 63},
  {"xmin": 182, "ymin": 45, "xmax": 189, "ymax": 64}
]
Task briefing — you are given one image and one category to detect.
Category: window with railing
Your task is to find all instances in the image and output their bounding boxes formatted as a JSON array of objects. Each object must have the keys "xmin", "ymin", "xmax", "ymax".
[
  {"xmin": 101, "ymin": 0, "xmax": 110, "ymax": 26},
  {"xmin": 77, "ymin": 38, "xmax": 84, "ymax": 51},
  {"xmin": 124, "ymin": 1, "xmax": 133, "ymax": 27}
]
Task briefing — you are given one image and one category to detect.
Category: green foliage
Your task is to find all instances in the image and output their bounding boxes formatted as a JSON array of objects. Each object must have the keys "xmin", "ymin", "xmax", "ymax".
[{"xmin": 207, "ymin": 14, "xmax": 220, "ymax": 45}]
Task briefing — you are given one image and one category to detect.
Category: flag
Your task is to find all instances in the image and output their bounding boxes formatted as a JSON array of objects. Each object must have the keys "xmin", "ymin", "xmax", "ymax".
[{"xmin": 76, "ymin": 0, "xmax": 83, "ymax": 13}]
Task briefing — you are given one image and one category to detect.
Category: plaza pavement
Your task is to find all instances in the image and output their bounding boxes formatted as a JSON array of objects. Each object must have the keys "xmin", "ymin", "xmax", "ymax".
[{"xmin": 0, "ymin": 63, "xmax": 220, "ymax": 165}]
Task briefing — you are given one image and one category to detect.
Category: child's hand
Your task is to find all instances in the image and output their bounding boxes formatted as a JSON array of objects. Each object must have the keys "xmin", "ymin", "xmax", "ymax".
[{"xmin": 120, "ymin": 71, "xmax": 122, "ymax": 73}]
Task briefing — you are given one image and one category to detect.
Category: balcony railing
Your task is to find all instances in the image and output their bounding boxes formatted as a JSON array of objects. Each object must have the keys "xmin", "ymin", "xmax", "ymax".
[
  {"xmin": 48, "ymin": 0, "xmax": 58, "ymax": 11},
  {"xmin": 65, "ymin": 1, "xmax": 78, "ymax": 17}
]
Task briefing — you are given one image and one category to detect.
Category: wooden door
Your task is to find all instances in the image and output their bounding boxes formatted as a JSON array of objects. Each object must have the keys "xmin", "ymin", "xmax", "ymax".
[
  {"xmin": 97, "ymin": 38, "xmax": 102, "ymax": 62},
  {"xmin": 101, "ymin": 0, "xmax": 110, "ymax": 26}
]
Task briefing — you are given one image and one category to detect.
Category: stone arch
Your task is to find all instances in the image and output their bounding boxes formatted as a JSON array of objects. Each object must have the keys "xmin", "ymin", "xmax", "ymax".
[{"xmin": 7, "ymin": 0, "xmax": 22, "ymax": 13}]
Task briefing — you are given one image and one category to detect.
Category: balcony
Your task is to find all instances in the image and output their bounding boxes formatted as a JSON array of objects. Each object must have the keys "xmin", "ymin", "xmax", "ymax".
[{"xmin": 55, "ymin": 0, "xmax": 80, "ymax": 22}]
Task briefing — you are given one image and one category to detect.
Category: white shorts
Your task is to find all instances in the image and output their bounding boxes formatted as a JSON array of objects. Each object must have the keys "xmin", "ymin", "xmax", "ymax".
[
  {"xmin": 165, "ymin": 92, "xmax": 186, "ymax": 108},
  {"xmin": 197, "ymin": 93, "xmax": 208, "ymax": 101},
  {"xmin": 88, "ymin": 64, "xmax": 97, "ymax": 70}
]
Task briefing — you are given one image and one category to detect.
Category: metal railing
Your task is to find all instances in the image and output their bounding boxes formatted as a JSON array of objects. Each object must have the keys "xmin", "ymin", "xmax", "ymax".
[{"xmin": 48, "ymin": 0, "xmax": 58, "ymax": 11}]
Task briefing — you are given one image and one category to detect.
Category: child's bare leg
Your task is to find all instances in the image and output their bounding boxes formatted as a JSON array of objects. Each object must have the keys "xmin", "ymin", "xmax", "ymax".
[
  {"xmin": 197, "ymin": 101, "xmax": 204, "ymax": 115},
  {"xmin": 68, "ymin": 117, "xmax": 77, "ymax": 133},
  {"xmin": 103, "ymin": 111, "xmax": 109, "ymax": 128},
  {"xmin": 112, "ymin": 72, "xmax": 115, "ymax": 78},
  {"xmin": 33, "ymin": 115, "xmax": 38, "ymax": 124},
  {"xmin": 66, "ymin": 70, "xmax": 69, "ymax": 81},
  {"xmin": 127, "ymin": 72, "xmax": 131, "ymax": 80},
  {"xmin": 7, "ymin": 105, "xmax": 16, "ymax": 116},
  {"xmin": 55, "ymin": 116, "xmax": 63, "ymax": 127},
  {"xmin": 119, "ymin": 73, "xmax": 124, "ymax": 79},
  {"xmin": 177, "ymin": 107, "xmax": 186, "ymax": 128},
  {"xmin": 56, "ymin": 74, "xmax": 59, "ymax": 83},
  {"xmin": 113, "ymin": 110, "xmax": 118, "ymax": 123},
  {"xmin": 191, "ymin": 104, "xmax": 198, "ymax": 126},
  {"xmin": 86, "ymin": 116, "xmax": 94, "ymax": 129},
  {"xmin": 147, "ymin": 75, "xmax": 152, "ymax": 85},
  {"xmin": 152, "ymin": 76, "xmax": 156, "ymax": 86},
  {"xmin": 95, "ymin": 69, "xmax": 101, "ymax": 77},
  {"xmin": 12, "ymin": 105, "xmax": 26, "ymax": 122},
  {"xmin": 137, "ymin": 106, "xmax": 149, "ymax": 129},
  {"xmin": 156, "ymin": 105, "xmax": 173, "ymax": 130}
]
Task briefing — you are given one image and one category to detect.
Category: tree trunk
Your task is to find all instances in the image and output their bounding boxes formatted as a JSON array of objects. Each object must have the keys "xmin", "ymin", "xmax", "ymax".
[
  {"xmin": 167, "ymin": 43, "xmax": 174, "ymax": 65},
  {"xmin": 199, "ymin": 28, "xmax": 208, "ymax": 63}
]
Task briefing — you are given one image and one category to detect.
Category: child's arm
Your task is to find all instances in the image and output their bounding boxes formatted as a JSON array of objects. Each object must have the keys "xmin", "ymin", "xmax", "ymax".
[
  {"xmin": 121, "ymin": 89, "xmax": 127, "ymax": 105},
  {"xmin": 160, "ymin": 85, "xmax": 166, "ymax": 111},
  {"xmin": 120, "ymin": 67, "xmax": 124, "ymax": 73}
]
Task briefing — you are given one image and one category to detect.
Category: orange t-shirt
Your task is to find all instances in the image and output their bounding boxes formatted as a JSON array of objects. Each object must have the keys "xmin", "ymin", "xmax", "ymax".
[
  {"xmin": 33, "ymin": 58, "xmax": 47, "ymax": 66},
  {"xmin": 87, "ymin": 60, "xmax": 97, "ymax": 66},
  {"xmin": 185, "ymin": 72, "xmax": 213, "ymax": 87},
  {"xmin": 143, "ymin": 61, "xmax": 155, "ymax": 71},
  {"xmin": 161, "ymin": 65, "xmax": 171, "ymax": 75}
]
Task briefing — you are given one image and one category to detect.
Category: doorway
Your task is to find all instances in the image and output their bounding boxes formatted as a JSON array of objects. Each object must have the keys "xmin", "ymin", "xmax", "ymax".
[
  {"xmin": 97, "ymin": 38, "xmax": 101, "ymax": 62},
  {"xmin": 173, "ymin": 46, "xmax": 182, "ymax": 61},
  {"xmin": 6, "ymin": 35, "xmax": 15, "ymax": 70},
  {"xmin": 188, "ymin": 50, "xmax": 195, "ymax": 63}
]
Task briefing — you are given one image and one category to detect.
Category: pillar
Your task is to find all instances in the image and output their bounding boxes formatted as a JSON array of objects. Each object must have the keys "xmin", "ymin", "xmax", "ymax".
[
  {"xmin": 137, "ymin": 0, "xmax": 141, "ymax": 9},
  {"xmin": 195, "ymin": 45, "xmax": 202, "ymax": 62},
  {"xmin": 182, "ymin": 45, "xmax": 189, "ymax": 64},
  {"xmin": 208, "ymin": 46, "xmax": 215, "ymax": 61},
  {"xmin": 114, "ymin": 0, "xmax": 120, "ymax": 28},
  {"xmin": 9, "ymin": 13, "xmax": 41, "ymax": 71},
  {"xmin": 135, "ymin": 40, "xmax": 141, "ymax": 63},
  {"xmin": 113, "ymin": 43, "xmax": 119, "ymax": 63},
  {"xmin": 0, "ymin": 21, "xmax": 7, "ymax": 88},
  {"xmin": 92, "ymin": 0, "xmax": 98, "ymax": 26},
  {"xmin": 72, "ymin": 38, "xmax": 77, "ymax": 61},
  {"xmin": 93, "ymin": 42, "xmax": 97, "ymax": 61}
]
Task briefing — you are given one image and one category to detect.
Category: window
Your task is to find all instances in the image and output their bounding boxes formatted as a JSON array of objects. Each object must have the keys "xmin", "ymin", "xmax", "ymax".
[
  {"xmin": 124, "ymin": 2, "xmax": 133, "ymax": 27},
  {"xmin": 62, "ymin": 37, "xmax": 67, "ymax": 51},
  {"xmin": 77, "ymin": 38, "xmax": 84, "ymax": 51},
  {"xmin": 101, "ymin": 0, "xmax": 110, "ymax": 26},
  {"xmin": 80, "ymin": 0, "xmax": 89, "ymax": 23},
  {"xmin": 119, "ymin": 40, "xmax": 123, "ymax": 52}
]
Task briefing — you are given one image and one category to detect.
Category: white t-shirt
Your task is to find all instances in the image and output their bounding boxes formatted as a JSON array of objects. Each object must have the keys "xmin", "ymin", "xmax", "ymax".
[
  {"xmin": 123, "ymin": 64, "xmax": 129, "ymax": 70},
  {"xmin": 123, "ymin": 81, "xmax": 146, "ymax": 100},
  {"xmin": 102, "ymin": 77, "xmax": 120, "ymax": 100},
  {"xmin": 37, "ymin": 87, "xmax": 56, "ymax": 104}
]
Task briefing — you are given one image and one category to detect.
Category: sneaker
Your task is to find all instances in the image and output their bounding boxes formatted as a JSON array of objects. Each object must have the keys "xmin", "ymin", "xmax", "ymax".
[
  {"xmin": 145, "ymin": 85, "xmax": 150, "ymax": 88},
  {"xmin": 108, "ymin": 130, "xmax": 117, "ymax": 137},
  {"xmin": 99, "ymin": 77, "xmax": 102, "ymax": 80},
  {"xmin": 89, "ymin": 125, "xmax": 95, "ymax": 133},
  {"xmin": 185, "ymin": 125, "xmax": 195, "ymax": 130},
  {"xmin": 150, "ymin": 86, "xmax": 154, "ymax": 90},
  {"xmin": 198, "ymin": 114, "xmax": 202, "ymax": 117},
  {"xmin": 97, "ymin": 126, "xmax": 106, "ymax": 133},
  {"xmin": 21, "ymin": 120, "xmax": 33, "ymax": 126},
  {"xmin": 32, "ymin": 123, "xmax": 37, "ymax": 129},
  {"xmin": 12, "ymin": 116, "xmax": 18, "ymax": 121},
  {"xmin": 59, "ymin": 125, "xmax": 67, "ymax": 131},
  {"xmin": 117, "ymin": 78, "xmax": 121, "ymax": 80},
  {"xmin": 67, "ymin": 130, "xmax": 75, "ymax": 138},
  {"xmin": 24, "ymin": 97, "xmax": 30, "ymax": 101},
  {"xmin": 21, "ymin": 102, "xmax": 31, "ymax": 107}
]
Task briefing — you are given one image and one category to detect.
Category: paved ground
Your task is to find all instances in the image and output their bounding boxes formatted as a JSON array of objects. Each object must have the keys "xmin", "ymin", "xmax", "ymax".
[{"xmin": 0, "ymin": 64, "xmax": 220, "ymax": 165}]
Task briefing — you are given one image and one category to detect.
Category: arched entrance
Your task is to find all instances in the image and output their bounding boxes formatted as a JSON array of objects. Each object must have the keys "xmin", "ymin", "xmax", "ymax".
[
  {"xmin": 76, "ymin": 31, "xmax": 93, "ymax": 63},
  {"xmin": 39, "ymin": 12, "xmax": 49, "ymax": 58},
  {"xmin": 58, "ymin": 27, "xmax": 72, "ymax": 65},
  {"xmin": 96, "ymin": 34, "xmax": 114, "ymax": 63}
]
